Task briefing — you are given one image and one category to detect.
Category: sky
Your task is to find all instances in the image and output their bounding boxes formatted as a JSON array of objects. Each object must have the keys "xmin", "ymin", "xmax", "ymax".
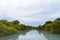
[{"xmin": 0, "ymin": 0, "xmax": 60, "ymax": 26}]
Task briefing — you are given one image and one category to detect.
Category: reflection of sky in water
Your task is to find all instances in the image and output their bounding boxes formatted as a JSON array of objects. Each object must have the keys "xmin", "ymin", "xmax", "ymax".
[
  {"xmin": 0, "ymin": 30, "xmax": 60, "ymax": 40},
  {"xmin": 18, "ymin": 30, "xmax": 48, "ymax": 40}
]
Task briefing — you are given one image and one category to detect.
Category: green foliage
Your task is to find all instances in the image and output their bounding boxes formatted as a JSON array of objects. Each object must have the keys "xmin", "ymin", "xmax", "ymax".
[
  {"xmin": 0, "ymin": 18, "xmax": 60, "ymax": 37},
  {"xmin": 19, "ymin": 24, "xmax": 31, "ymax": 30},
  {"xmin": 45, "ymin": 21, "xmax": 52, "ymax": 24},
  {"xmin": 12, "ymin": 20, "xmax": 20, "ymax": 25},
  {"xmin": 0, "ymin": 24, "xmax": 18, "ymax": 36},
  {"xmin": 0, "ymin": 20, "xmax": 32, "ymax": 37},
  {"xmin": 37, "ymin": 25, "xmax": 41, "ymax": 30},
  {"xmin": 42, "ymin": 18, "xmax": 60, "ymax": 34},
  {"xmin": 45, "ymin": 24, "xmax": 53, "ymax": 31},
  {"xmin": 41, "ymin": 24, "xmax": 45, "ymax": 30},
  {"xmin": 51, "ymin": 19, "xmax": 60, "ymax": 34}
]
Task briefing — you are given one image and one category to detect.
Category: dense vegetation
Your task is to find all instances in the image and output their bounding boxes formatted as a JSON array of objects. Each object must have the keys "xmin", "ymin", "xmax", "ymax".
[
  {"xmin": 0, "ymin": 18, "xmax": 60, "ymax": 37},
  {"xmin": 0, "ymin": 20, "xmax": 32, "ymax": 36},
  {"xmin": 37, "ymin": 18, "xmax": 60, "ymax": 34}
]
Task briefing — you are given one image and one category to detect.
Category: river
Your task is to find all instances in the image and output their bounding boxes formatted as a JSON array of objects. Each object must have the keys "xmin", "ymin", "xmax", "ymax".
[{"xmin": 0, "ymin": 30, "xmax": 60, "ymax": 40}]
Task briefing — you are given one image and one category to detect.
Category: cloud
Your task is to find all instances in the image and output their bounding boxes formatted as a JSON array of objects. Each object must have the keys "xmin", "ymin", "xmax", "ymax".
[{"xmin": 0, "ymin": 0, "xmax": 60, "ymax": 26}]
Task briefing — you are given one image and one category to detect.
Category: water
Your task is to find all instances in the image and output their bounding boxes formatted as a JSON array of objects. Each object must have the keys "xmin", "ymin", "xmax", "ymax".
[{"xmin": 0, "ymin": 30, "xmax": 60, "ymax": 40}]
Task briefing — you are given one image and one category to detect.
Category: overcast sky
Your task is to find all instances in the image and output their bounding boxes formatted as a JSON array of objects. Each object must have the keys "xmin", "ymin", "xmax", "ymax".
[{"xmin": 0, "ymin": 0, "xmax": 60, "ymax": 26}]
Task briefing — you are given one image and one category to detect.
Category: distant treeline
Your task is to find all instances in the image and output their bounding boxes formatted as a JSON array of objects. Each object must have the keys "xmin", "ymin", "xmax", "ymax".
[
  {"xmin": 0, "ymin": 18, "xmax": 60, "ymax": 37},
  {"xmin": 37, "ymin": 18, "xmax": 60, "ymax": 34}
]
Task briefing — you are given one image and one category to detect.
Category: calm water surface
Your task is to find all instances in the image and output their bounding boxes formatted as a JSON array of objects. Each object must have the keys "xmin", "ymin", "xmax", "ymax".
[{"xmin": 0, "ymin": 30, "xmax": 60, "ymax": 40}]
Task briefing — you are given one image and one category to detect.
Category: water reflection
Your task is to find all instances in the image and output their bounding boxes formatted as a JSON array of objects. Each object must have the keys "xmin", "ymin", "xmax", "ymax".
[
  {"xmin": 0, "ymin": 30, "xmax": 30, "ymax": 40},
  {"xmin": 0, "ymin": 30, "xmax": 60, "ymax": 40},
  {"xmin": 38, "ymin": 30, "xmax": 60, "ymax": 40},
  {"xmin": 17, "ymin": 30, "xmax": 47, "ymax": 40}
]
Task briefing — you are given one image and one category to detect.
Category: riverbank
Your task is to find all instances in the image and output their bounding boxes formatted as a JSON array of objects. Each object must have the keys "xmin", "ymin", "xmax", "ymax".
[{"xmin": 0, "ymin": 18, "xmax": 60, "ymax": 37}]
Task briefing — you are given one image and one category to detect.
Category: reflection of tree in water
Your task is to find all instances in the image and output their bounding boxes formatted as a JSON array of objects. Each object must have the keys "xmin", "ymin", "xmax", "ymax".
[
  {"xmin": 37, "ymin": 30, "xmax": 60, "ymax": 40},
  {"xmin": 37, "ymin": 30, "xmax": 42, "ymax": 34},
  {"xmin": 0, "ymin": 30, "xmax": 60, "ymax": 40},
  {"xmin": 0, "ymin": 30, "xmax": 31, "ymax": 40}
]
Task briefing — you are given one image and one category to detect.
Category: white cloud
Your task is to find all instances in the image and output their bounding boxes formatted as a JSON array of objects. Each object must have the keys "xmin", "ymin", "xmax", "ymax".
[{"xmin": 0, "ymin": 0, "xmax": 60, "ymax": 26}]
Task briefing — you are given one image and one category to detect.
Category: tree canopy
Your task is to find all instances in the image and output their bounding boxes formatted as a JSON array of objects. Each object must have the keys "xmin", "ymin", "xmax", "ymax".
[{"xmin": 0, "ymin": 18, "xmax": 60, "ymax": 37}]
